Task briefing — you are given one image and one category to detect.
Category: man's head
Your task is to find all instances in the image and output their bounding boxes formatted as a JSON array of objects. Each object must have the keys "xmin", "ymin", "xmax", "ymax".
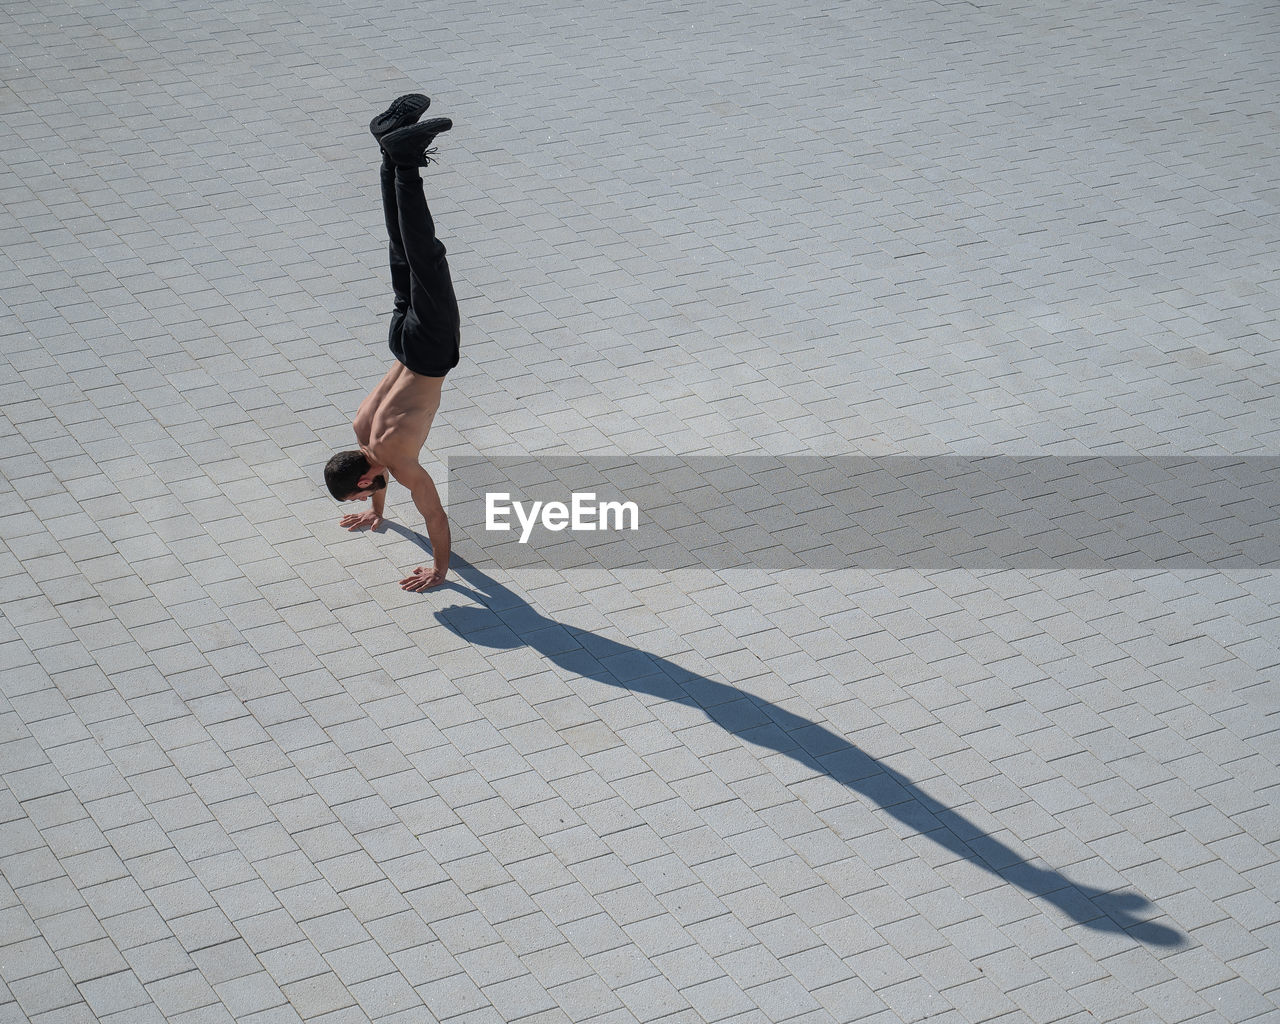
[{"xmin": 325, "ymin": 450, "xmax": 387, "ymax": 501}]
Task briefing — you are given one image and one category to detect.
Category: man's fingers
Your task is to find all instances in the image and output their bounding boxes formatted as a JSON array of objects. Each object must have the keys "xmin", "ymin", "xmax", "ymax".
[{"xmin": 399, "ymin": 568, "xmax": 442, "ymax": 591}]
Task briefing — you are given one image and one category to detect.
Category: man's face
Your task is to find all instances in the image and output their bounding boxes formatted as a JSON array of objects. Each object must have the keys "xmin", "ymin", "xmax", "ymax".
[{"xmin": 343, "ymin": 473, "xmax": 386, "ymax": 502}]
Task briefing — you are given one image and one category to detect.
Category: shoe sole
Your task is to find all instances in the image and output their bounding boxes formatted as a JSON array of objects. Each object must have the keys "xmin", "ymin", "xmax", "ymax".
[{"xmin": 370, "ymin": 93, "xmax": 430, "ymax": 140}]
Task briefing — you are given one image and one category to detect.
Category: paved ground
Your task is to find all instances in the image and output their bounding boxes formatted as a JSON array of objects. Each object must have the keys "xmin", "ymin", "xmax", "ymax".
[{"xmin": 2, "ymin": 0, "xmax": 1279, "ymax": 1022}]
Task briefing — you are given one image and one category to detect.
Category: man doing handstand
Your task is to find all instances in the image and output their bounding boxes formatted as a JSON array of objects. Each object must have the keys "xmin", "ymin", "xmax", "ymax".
[{"xmin": 324, "ymin": 94, "xmax": 458, "ymax": 591}]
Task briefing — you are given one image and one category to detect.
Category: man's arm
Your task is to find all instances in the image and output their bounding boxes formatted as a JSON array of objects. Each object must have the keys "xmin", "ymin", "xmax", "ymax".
[{"xmin": 384, "ymin": 458, "xmax": 451, "ymax": 590}]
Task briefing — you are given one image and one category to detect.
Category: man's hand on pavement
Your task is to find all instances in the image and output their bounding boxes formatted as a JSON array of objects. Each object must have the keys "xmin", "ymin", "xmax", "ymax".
[
  {"xmin": 340, "ymin": 510, "xmax": 384, "ymax": 532},
  {"xmin": 400, "ymin": 566, "xmax": 447, "ymax": 591}
]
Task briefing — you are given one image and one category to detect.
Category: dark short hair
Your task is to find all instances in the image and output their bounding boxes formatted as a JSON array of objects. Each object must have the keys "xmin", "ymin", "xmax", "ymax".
[{"xmin": 324, "ymin": 450, "xmax": 386, "ymax": 500}]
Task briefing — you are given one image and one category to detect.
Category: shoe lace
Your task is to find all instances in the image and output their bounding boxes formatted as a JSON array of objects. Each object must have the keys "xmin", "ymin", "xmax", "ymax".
[{"xmin": 422, "ymin": 145, "xmax": 439, "ymax": 166}]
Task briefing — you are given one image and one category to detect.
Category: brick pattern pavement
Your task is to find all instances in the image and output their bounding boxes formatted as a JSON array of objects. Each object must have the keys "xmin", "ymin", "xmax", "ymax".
[{"xmin": 2, "ymin": 0, "xmax": 1278, "ymax": 1023}]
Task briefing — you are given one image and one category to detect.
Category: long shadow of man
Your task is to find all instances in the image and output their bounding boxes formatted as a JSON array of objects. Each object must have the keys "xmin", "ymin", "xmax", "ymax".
[{"xmin": 392, "ymin": 531, "xmax": 1183, "ymax": 947}]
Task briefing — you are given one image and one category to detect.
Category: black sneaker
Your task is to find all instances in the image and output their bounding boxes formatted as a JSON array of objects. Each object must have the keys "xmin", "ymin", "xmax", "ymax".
[
  {"xmin": 369, "ymin": 93, "xmax": 431, "ymax": 143},
  {"xmin": 381, "ymin": 118, "xmax": 453, "ymax": 167}
]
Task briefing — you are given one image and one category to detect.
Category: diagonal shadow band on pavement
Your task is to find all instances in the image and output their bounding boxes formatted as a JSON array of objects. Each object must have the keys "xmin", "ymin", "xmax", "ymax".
[
  {"xmin": 448, "ymin": 455, "xmax": 1280, "ymax": 573},
  {"xmin": 399, "ymin": 541, "xmax": 1187, "ymax": 948}
]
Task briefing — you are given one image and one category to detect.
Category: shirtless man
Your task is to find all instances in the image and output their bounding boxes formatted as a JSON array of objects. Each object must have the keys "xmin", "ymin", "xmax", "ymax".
[{"xmin": 324, "ymin": 95, "xmax": 459, "ymax": 591}]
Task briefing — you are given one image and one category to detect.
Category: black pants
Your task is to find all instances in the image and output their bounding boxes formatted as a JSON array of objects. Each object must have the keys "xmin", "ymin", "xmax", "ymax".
[{"xmin": 381, "ymin": 161, "xmax": 461, "ymax": 378}]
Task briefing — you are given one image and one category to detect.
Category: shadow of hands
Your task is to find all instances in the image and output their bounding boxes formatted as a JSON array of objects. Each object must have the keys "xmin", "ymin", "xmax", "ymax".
[{"xmin": 436, "ymin": 600, "xmax": 525, "ymax": 648}]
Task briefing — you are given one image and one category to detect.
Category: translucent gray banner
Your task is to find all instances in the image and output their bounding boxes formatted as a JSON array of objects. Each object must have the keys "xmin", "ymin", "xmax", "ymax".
[{"xmin": 447, "ymin": 456, "xmax": 1280, "ymax": 571}]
